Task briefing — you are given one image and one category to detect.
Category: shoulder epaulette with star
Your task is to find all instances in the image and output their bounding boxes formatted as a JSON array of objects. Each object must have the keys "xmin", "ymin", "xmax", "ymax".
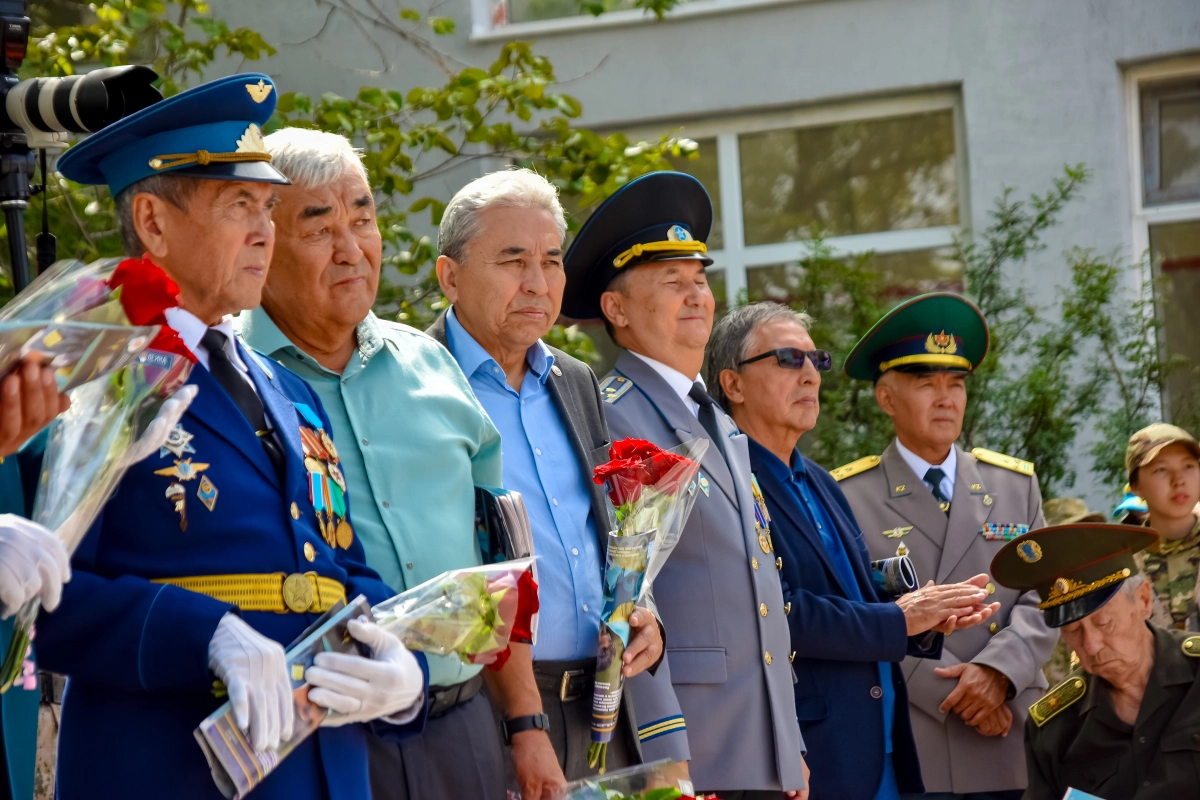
[
  {"xmin": 972, "ymin": 447, "xmax": 1035, "ymax": 476},
  {"xmin": 599, "ymin": 374, "xmax": 633, "ymax": 405},
  {"xmin": 1028, "ymin": 675, "xmax": 1086, "ymax": 727},
  {"xmin": 831, "ymin": 455, "xmax": 880, "ymax": 482}
]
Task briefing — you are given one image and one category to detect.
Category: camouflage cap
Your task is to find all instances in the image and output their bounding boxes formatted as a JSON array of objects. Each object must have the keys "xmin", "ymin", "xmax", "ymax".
[
  {"xmin": 1043, "ymin": 497, "xmax": 1107, "ymax": 527},
  {"xmin": 1126, "ymin": 423, "xmax": 1200, "ymax": 479}
]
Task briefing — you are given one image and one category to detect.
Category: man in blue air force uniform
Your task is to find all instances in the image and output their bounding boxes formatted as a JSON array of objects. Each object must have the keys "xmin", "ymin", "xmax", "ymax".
[
  {"xmin": 561, "ymin": 172, "xmax": 807, "ymax": 799},
  {"xmin": 33, "ymin": 74, "xmax": 428, "ymax": 800}
]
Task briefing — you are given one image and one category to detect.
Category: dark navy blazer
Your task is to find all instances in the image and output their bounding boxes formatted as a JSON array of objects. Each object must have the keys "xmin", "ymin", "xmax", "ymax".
[
  {"xmin": 30, "ymin": 343, "xmax": 427, "ymax": 800},
  {"xmin": 750, "ymin": 446, "xmax": 940, "ymax": 800}
]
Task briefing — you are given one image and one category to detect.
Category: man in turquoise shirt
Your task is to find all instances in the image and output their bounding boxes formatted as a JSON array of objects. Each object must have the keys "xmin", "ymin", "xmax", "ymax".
[{"xmin": 239, "ymin": 127, "xmax": 565, "ymax": 800}]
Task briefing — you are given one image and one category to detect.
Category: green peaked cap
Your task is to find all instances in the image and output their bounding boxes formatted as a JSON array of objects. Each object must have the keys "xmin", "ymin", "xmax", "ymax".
[
  {"xmin": 990, "ymin": 523, "xmax": 1159, "ymax": 628},
  {"xmin": 843, "ymin": 292, "xmax": 990, "ymax": 381}
]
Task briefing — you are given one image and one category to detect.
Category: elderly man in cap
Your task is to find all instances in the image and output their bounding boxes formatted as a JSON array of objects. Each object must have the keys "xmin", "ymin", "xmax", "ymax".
[
  {"xmin": 428, "ymin": 168, "xmax": 664, "ymax": 791},
  {"xmin": 834, "ymin": 293, "xmax": 1056, "ymax": 800},
  {"xmin": 34, "ymin": 76, "xmax": 427, "ymax": 800},
  {"xmin": 238, "ymin": 129, "xmax": 560, "ymax": 800},
  {"xmin": 707, "ymin": 301, "xmax": 1001, "ymax": 800},
  {"xmin": 990, "ymin": 523, "xmax": 1200, "ymax": 799},
  {"xmin": 563, "ymin": 171, "xmax": 807, "ymax": 799},
  {"xmin": 1127, "ymin": 424, "xmax": 1200, "ymax": 631}
]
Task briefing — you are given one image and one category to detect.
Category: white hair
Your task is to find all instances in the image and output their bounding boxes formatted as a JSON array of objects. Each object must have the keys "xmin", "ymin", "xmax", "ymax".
[
  {"xmin": 1120, "ymin": 572, "xmax": 1147, "ymax": 598},
  {"xmin": 438, "ymin": 168, "xmax": 566, "ymax": 263},
  {"xmin": 263, "ymin": 127, "xmax": 369, "ymax": 190}
]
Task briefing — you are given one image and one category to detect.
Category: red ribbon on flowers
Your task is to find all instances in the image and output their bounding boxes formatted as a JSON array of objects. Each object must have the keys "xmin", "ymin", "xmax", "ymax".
[
  {"xmin": 107, "ymin": 257, "xmax": 196, "ymax": 363},
  {"xmin": 485, "ymin": 569, "xmax": 540, "ymax": 673}
]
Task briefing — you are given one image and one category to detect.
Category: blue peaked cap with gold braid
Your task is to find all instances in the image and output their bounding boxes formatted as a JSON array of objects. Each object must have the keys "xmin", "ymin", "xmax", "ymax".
[{"xmin": 56, "ymin": 73, "xmax": 289, "ymax": 195}]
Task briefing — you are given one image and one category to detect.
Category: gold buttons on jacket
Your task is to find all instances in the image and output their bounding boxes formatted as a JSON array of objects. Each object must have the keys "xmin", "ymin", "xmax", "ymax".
[
  {"xmin": 790, "ymin": 651, "xmax": 796, "ymax": 663},
  {"xmin": 764, "ymin": 651, "xmax": 773, "ymax": 665},
  {"xmin": 304, "ymin": 542, "xmax": 316, "ymax": 562},
  {"xmin": 784, "ymin": 602, "xmax": 792, "ymax": 616},
  {"xmin": 290, "ymin": 502, "xmax": 300, "ymax": 519},
  {"xmin": 752, "ymin": 558, "xmax": 759, "ymax": 570},
  {"xmin": 759, "ymin": 603, "xmax": 768, "ymax": 617},
  {"xmin": 776, "ymin": 557, "xmax": 783, "ymax": 570},
  {"xmin": 989, "ymin": 622, "xmax": 1000, "ymax": 634},
  {"xmin": 986, "ymin": 582, "xmax": 996, "ymax": 595}
]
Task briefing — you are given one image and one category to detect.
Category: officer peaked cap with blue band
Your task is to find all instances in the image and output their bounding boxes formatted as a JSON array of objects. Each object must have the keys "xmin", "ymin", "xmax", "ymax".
[
  {"xmin": 562, "ymin": 171, "xmax": 713, "ymax": 321},
  {"xmin": 56, "ymin": 73, "xmax": 289, "ymax": 195},
  {"xmin": 843, "ymin": 292, "xmax": 990, "ymax": 382}
]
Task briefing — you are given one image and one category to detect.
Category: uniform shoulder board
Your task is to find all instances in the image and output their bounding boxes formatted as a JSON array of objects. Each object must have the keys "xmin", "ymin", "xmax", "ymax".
[
  {"xmin": 972, "ymin": 447, "xmax": 1035, "ymax": 476},
  {"xmin": 1028, "ymin": 676, "xmax": 1086, "ymax": 727},
  {"xmin": 1183, "ymin": 635, "xmax": 1200, "ymax": 657},
  {"xmin": 599, "ymin": 374, "xmax": 633, "ymax": 405},
  {"xmin": 831, "ymin": 455, "xmax": 881, "ymax": 482}
]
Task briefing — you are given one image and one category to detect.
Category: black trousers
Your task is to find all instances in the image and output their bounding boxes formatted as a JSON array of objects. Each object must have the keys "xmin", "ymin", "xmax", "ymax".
[
  {"xmin": 489, "ymin": 658, "xmax": 638, "ymax": 787},
  {"xmin": 368, "ymin": 691, "xmax": 506, "ymax": 800}
]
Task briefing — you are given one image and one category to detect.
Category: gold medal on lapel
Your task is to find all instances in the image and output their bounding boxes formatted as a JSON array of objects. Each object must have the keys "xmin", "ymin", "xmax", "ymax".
[
  {"xmin": 154, "ymin": 458, "xmax": 209, "ymax": 482},
  {"xmin": 335, "ymin": 519, "xmax": 354, "ymax": 549},
  {"xmin": 759, "ymin": 533, "xmax": 771, "ymax": 554},
  {"xmin": 319, "ymin": 429, "xmax": 339, "ymax": 461}
]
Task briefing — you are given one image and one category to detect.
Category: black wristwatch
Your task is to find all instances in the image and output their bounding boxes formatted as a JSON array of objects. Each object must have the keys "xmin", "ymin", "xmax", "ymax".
[{"xmin": 502, "ymin": 713, "xmax": 550, "ymax": 743}]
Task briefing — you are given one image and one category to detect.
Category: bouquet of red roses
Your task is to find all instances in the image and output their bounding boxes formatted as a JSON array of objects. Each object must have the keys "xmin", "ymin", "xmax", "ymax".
[
  {"xmin": 0, "ymin": 257, "xmax": 196, "ymax": 692},
  {"xmin": 587, "ymin": 438, "xmax": 707, "ymax": 772}
]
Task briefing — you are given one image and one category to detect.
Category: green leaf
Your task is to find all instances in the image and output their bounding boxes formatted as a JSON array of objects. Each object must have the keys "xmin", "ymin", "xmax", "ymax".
[
  {"xmin": 400, "ymin": 8, "xmax": 421, "ymax": 21},
  {"xmin": 128, "ymin": 8, "xmax": 150, "ymax": 30},
  {"xmin": 430, "ymin": 17, "xmax": 456, "ymax": 35}
]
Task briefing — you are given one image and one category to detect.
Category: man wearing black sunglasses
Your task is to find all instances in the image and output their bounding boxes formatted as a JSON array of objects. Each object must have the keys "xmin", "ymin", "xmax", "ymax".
[
  {"xmin": 709, "ymin": 302, "xmax": 1000, "ymax": 800},
  {"xmin": 834, "ymin": 293, "xmax": 1056, "ymax": 800}
]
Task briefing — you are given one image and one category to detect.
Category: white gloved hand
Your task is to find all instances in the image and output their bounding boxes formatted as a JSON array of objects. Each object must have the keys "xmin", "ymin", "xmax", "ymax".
[
  {"xmin": 0, "ymin": 514, "xmax": 70, "ymax": 617},
  {"xmin": 306, "ymin": 619, "xmax": 424, "ymax": 726},
  {"xmin": 208, "ymin": 613, "xmax": 295, "ymax": 751},
  {"xmin": 120, "ymin": 385, "xmax": 198, "ymax": 468}
]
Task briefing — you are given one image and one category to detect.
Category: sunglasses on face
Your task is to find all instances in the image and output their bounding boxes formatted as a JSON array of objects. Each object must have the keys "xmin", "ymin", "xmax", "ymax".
[{"xmin": 739, "ymin": 348, "xmax": 833, "ymax": 372}]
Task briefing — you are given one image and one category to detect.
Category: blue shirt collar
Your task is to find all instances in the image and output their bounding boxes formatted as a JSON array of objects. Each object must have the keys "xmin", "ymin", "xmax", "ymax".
[
  {"xmin": 445, "ymin": 305, "xmax": 555, "ymax": 386},
  {"xmin": 236, "ymin": 307, "xmax": 386, "ymax": 368},
  {"xmin": 747, "ymin": 437, "xmax": 806, "ymax": 482}
]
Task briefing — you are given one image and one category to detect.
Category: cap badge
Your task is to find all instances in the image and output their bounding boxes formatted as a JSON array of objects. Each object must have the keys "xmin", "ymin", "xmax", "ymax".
[
  {"xmin": 925, "ymin": 330, "xmax": 958, "ymax": 355},
  {"xmin": 1016, "ymin": 540, "xmax": 1043, "ymax": 563},
  {"xmin": 236, "ymin": 123, "xmax": 267, "ymax": 154},
  {"xmin": 667, "ymin": 224, "xmax": 692, "ymax": 242},
  {"xmin": 246, "ymin": 79, "xmax": 273, "ymax": 104}
]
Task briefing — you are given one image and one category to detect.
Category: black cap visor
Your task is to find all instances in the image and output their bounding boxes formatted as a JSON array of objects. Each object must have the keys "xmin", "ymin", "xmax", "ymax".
[
  {"xmin": 1042, "ymin": 580, "xmax": 1123, "ymax": 628},
  {"xmin": 168, "ymin": 160, "xmax": 291, "ymax": 185}
]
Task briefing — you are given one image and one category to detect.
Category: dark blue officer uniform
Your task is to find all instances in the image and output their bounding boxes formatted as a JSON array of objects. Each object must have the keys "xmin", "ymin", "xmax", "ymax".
[
  {"xmin": 748, "ymin": 440, "xmax": 940, "ymax": 800},
  {"xmin": 34, "ymin": 344, "xmax": 427, "ymax": 800},
  {"xmin": 28, "ymin": 72, "xmax": 427, "ymax": 800},
  {"xmin": 0, "ymin": 457, "xmax": 38, "ymax": 800}
]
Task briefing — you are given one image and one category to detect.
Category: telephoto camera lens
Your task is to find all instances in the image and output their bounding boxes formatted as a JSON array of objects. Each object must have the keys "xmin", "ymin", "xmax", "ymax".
[{"xmin": 4, "ymin": 64, "xmax": 160, "ymax": 137}]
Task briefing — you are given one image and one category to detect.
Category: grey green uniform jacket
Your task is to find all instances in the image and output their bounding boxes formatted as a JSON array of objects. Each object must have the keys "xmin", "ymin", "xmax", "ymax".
[
  {"xmin": 602, "ymin": 351, "xmax": 806, "ymax": 792},
  {"xmin": 838, "ymin": 441, "xmax": 1055, "ymax": 794}
]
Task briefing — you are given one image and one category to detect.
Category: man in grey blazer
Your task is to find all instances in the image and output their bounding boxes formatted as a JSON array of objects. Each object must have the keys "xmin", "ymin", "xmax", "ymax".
[
  {"xmin": 833, "ymin": 293, "xmax": 1057, "ymax": 800},
  {"xmin": 426, "ymin": 168, "xmax": 666, "ymax": 796},
  {"xmin": 562, "ymin": 171, "xmax": 808, "ymax": 799}
]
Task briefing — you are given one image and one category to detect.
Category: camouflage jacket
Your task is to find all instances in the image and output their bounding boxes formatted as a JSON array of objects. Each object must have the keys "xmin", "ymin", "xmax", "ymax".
[{"xmin": 1136, "ymin": 516, "xmax": 1200, "ymax": 631}]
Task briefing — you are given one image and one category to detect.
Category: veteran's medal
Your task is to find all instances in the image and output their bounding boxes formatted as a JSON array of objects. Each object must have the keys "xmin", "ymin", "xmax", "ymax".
[
  {"xmin": 335, "ymin": 519, "xmax": 354, "ymax": 549},
  {"xmin": 196, "ymin": 475, "xmax": 218, "ymax": 512},
  {"xmin": 750, "ymin": 474, "xmax": 774, "ymax": 554},
  {"xmin": 166, "ymin": 483, "xmax": 187, "ymax": 530},
  {"xmin": 296, "ymin": 402, "xmax": 352, "ymax": 550},
  {"xmin": 160, "ymin": 424, "xmax": 196, "ymax": 459}
]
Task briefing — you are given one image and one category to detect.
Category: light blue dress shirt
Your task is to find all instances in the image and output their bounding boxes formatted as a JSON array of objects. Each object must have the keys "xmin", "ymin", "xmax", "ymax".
[
  {"xmin": 237, "ymin": 308, "xmax": 503, "ymax": 687},
  {"xmin": 444, "ymin": 307, "xmax": 604, "ymax": 662}
]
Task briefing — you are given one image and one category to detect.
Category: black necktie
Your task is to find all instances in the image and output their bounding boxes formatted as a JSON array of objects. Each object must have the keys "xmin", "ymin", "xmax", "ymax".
[
  {"xmin": 924, "ymin": 467, "xmax": 951, "ymax": 516},
  {"xmin": 688, "ymin": 382, "xmax": 723, "ymax": 445},
  {"xmin": 201, "ymin": 328, "xmax": 284, "ymax": 479}
]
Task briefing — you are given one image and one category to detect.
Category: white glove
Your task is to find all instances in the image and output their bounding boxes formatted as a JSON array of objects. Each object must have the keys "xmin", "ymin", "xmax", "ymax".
[
  {"xmin": 207, "ymin": 613, "xmax": 295, "ymax": 751},
  {"xmin": 0, "ymin": 514, "xmax": 70, "ymax": 617},
  {"xmin": 306, "ymin": 619, "xmax": 424, "ymax": 726},
  {"xmin": 120, "ymin": 385, "xmax": 198, "ymax": 468}
]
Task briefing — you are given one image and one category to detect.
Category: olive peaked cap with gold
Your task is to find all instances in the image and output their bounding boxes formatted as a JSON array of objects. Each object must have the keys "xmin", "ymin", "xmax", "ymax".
[
  {"xmin": 56, "ymin": 73, "xmax": 289, "ymax": 195},
  {"xmin": 561, "ymin": 171, "xmax": 713, "ymax": 321},
  {"xmin": 990, "ymin": 524, "xmax": 1159, "ymax": 628},
  {"xmin": 843, "ymin": 292, "xmax": 989, "ymax": 381}
]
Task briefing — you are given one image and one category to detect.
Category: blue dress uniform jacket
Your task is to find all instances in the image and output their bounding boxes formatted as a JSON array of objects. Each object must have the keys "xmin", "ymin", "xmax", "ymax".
[
  {"xmin": 751, "ymin": 448, "xmax": 939, "ymax": 799},
  {"xmin": 602, "ymin": 351, "xmax": 805, "ymax": 792},
  {"xmin": 33, "ymin": 342, "xmax": 427, "ymax": 800}
]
